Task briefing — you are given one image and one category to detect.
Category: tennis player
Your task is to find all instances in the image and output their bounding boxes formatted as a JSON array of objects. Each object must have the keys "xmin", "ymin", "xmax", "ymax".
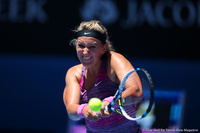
[{"xmin": 63, "ymin": 20, "xmax": 142, "ymax": 133}]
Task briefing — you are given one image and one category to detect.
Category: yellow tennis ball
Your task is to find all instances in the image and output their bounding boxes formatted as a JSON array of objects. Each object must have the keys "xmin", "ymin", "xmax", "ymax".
[{"xmin": 88, "ymin": 98, "xmax": 102, "ymax": 112}]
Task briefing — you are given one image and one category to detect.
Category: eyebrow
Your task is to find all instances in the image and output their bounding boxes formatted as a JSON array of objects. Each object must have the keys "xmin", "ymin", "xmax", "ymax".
[{"xmin": 77, "ymin": 41, "xmax": 98, "ymax": 45}]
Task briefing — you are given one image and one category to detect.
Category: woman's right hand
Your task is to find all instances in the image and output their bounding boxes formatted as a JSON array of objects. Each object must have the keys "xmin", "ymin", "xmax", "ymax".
[{"xmin": 82, "ymin": 105, "xmax": 101, "ymax": 122}]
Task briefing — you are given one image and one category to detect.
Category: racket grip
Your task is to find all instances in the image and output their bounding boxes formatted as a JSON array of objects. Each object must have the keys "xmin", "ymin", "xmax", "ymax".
[
  {"xmin": 103, "ymin": 96, "xmax": 114, "ymax": 112},
  {"xmin": 104, "ymin": 104, "xmax": 112, "ymax": 112}
]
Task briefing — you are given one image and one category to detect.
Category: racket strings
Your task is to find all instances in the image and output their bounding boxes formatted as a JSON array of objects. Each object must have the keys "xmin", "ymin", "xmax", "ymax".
[
  {"xmin": 122, "ymin": 72, "xmax": 142, "ymax": 99},
  {"xmin": 121, "ymin": 70, "xmax": 151, "ymax": 118}
]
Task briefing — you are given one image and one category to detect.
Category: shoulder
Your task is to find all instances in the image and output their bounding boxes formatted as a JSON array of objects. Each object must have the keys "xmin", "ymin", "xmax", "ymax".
[
  {"xmin": 107, "ymin": 51, "xmax": 134, "ymax": 82},
  {"xmin": 66, "ymin": 64, "xmax": 83, "ymax": 83},
  {"xmin": 109, "ymin": 51, "xmax": 132, "ymax": 67},
  {"xmin": 110, "ymin": 51, "xmax": 126, "ymax": 59},
  {"xmin": 109, "ymin": 51, "xmax": 134, "ymax": 75}
]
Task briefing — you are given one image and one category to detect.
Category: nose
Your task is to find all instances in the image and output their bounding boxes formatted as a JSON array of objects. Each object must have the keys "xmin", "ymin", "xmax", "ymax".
[{"xmin": 83, "ymin": 47, "xmax": 89, "ymax": 54}]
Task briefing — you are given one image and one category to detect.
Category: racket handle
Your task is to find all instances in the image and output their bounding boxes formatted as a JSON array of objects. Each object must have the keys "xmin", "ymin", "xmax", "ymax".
[
  {"xmin": 104, "ymin": 104, "xmax": 112, "ymax": 112},
  {"xmin": 97, "ymin": 104, "xmax": 112, "ymax": 116}
]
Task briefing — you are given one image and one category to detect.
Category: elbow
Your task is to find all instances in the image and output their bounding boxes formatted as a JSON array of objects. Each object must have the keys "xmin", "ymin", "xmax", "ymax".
[
  {"xmin": 138, "ymin": 88, "xmax": 143, "ymax": 97},
  {"xmin": 138, "ymin": 91, "xmax": 143, "ymax": 98},
  {"xmin": 134, "ymin": 88, "xmax": 143, "ymax": 98}
]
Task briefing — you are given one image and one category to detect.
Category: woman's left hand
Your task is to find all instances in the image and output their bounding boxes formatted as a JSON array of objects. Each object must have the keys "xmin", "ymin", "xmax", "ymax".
[{"xmin": 98, "ymin": 101, "xmax": 112, "ymax": 118}]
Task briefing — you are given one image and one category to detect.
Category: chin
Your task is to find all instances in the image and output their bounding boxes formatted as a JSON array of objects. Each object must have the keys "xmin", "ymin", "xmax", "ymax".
[{"xmin": 82, "ymin": 62, "xmax": 93, "ymax": 68}]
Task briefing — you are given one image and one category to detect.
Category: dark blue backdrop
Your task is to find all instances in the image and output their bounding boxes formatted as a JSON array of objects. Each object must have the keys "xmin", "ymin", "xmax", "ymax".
[
  {"xmin": 0, "ymin": 0, "xmax": 200, "ymax": 132},
  {"xmin": 0, "ymin": 54, "xmax": 200, "ymax": 132}
]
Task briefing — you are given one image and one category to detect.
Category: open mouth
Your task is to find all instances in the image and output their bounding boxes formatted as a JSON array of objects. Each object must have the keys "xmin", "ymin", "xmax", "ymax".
[{"xmin": 83, "ymin": 56, "xmax": 91, "ymax": 60}]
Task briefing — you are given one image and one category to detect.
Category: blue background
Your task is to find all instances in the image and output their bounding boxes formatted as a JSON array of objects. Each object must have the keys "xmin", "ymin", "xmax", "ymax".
[
  {"xmin": 0, "ymin": 0, "xmax": 200, "ymax": 132},
  {"xmin": 1, "ymin": 54, "xmax": 200, "ymax": 132}
]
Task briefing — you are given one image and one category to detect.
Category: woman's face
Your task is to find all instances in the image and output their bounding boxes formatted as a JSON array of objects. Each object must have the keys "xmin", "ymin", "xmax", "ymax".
[{"xmin": 76, "ymin": 36, "xmax": 107, "ymax": 68}]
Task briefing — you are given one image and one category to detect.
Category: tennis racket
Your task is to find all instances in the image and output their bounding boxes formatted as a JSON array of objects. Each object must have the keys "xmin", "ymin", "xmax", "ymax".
[{"xmin": 104, "ymin": 68, "xmax": 154, "ymax": 121}]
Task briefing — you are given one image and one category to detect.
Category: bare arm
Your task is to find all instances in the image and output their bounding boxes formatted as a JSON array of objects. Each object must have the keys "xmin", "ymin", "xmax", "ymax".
[
  {"xmin": 110, "ymin": 52, "xmax": 142, "ymax": 98},
  {"xmin": 63, "ymin": 65, "xmax": 101, "ymax": 121},
  {"xmin": 63, "ymin": 66, "xmax": 82, "ymax": 120}
]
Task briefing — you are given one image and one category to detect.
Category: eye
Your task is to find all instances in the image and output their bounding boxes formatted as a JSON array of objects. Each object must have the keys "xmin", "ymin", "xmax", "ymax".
[
  {"xmin": 89, "ymin": 46, "xmax": 96, "ymax": 49},
  {"xmin": 78, "ymin": 44, "xmax": 85, "ymax": 48}
]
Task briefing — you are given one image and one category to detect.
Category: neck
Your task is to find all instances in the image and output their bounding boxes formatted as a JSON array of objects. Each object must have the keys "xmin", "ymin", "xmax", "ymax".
[{"xmin": 85, "ymin": 60, "xmax": 103, "ymax": 79}]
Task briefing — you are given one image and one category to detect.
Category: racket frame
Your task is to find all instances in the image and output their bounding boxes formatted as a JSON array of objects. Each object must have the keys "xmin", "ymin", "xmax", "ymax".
[{"xmin": 105, "ymin": 68, "xmax": 154, "ymax": 121}]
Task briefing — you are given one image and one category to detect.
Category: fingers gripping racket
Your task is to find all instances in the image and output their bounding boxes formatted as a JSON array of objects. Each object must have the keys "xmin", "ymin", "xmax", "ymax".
[{"xmin": 105, "ymin": 68, "xmax": 154, "ymax": 121}]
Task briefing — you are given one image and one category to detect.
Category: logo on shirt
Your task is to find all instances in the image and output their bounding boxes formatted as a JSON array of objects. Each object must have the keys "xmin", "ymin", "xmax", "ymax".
[{"xmin": 95, "ymin": 81, "xmax": 102, "ymax": 87}]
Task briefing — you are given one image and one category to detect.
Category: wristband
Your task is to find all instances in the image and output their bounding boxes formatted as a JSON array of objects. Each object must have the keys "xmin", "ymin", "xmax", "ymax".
[
  {"xmin": 103, "ymin": 96, "xmax": 114, "ymax": 103},
  {"xmin": 77, "ymin": 103, "xmax": 88, "ymax": 118}
]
